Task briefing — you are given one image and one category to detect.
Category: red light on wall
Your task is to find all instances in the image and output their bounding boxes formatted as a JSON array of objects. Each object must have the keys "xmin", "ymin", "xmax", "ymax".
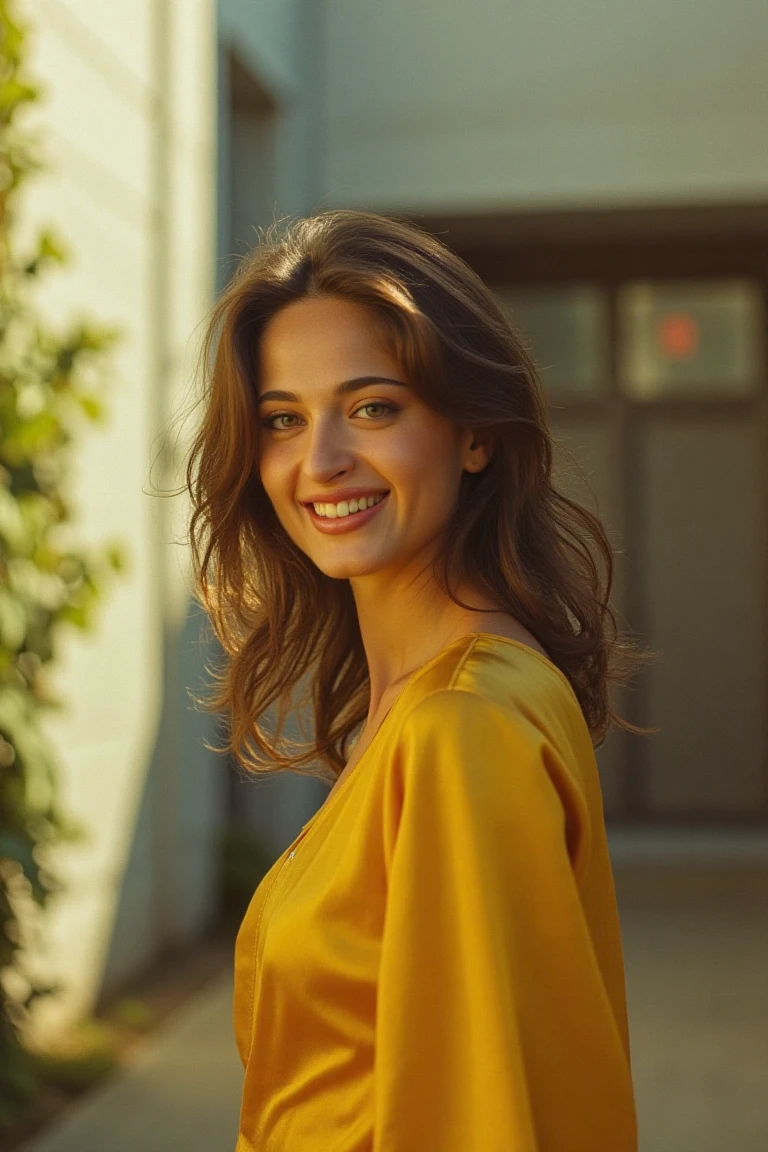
[{"xmin": 656, "ymin": 312, "xmax": 699, "ymax": 360}]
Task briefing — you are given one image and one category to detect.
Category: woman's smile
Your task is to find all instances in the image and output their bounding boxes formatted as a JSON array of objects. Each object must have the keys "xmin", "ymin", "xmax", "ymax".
[{"xmin": 304, "ymin": 490, "xmax": 391, "ymax": 534}]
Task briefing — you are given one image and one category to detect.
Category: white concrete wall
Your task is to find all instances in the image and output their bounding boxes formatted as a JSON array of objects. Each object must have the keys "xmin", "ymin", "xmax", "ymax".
[
  {"xmin": 21, "ymin": 0, "xmax": 217, "ymax": 1038},
  {"xmin": 322, "ymin": 0, "xmax": 768, "ymax": 211}
]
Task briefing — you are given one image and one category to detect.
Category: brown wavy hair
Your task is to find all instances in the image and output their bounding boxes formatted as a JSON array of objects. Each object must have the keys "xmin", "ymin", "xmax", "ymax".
[{"xmin": 184, "ymin": 209, "xmax": 652, "ymax": 783}]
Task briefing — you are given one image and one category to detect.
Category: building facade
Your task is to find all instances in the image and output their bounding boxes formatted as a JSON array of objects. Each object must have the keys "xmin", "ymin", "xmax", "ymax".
[
  {"xmin": 221, "ymin": 0, "xmax": 768, "ymax": 837},
  {"xmin": 26, "ymin": 0, "xmax": 767, "ymax": 1037}
]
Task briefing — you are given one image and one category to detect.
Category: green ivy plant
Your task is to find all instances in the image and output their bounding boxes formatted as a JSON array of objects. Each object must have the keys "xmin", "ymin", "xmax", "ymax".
[{"xmin": 0, "ymin": 3, "xmax": 127, "ymax": 1130}]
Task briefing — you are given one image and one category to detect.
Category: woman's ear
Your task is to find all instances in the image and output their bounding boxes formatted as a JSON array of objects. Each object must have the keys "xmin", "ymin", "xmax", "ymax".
[{"xmin": 462, "ymin": 427, "xmax": 495, "ymax": 473}]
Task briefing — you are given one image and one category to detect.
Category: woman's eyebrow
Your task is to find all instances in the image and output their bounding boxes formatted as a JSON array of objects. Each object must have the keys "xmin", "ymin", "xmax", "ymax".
[{"xmin": 257, "ymin": 376, "xmax": 409, "ymax": 405}]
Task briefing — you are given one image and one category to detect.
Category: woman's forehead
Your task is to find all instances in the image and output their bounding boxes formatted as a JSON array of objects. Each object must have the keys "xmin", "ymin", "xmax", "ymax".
[{"xmin": 258, "ymin": 298, "xmax": 403, "ymax": 386}]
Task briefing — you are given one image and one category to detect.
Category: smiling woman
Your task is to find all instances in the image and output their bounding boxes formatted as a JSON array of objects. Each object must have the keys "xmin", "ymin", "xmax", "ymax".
[
  {"xmin": 252, "ymin": 291, "xmax": 507, "ymax": 629},
  {"xmin": 182, "ymin": 210, "xmax": 648, "ymax": 1151},
  {"xmin": 186, "ymin": 211, "xmax": 647, "ymax": 766}
]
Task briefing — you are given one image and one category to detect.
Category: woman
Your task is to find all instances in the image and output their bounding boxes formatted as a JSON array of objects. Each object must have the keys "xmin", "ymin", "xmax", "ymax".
[{"xmin": 186, "ymin": 210, "xmax": 647, "ymax": 1151}]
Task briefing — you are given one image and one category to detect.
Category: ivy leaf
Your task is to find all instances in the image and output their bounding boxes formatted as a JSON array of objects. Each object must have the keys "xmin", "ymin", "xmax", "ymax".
[
  {"xmin": 76, "ymin": 394, "xmax": 103, "ymax": 421},
  {"xmin": 0, "ymin": 831, "xmax": 44, "ymax": 901},
  {"xmin": 0, "ymin": 589, "xmax": 27, "ymax": 649},
  {"xmin": 23, "ymin": 229, "xmax": 69, "ymax": 277},
  {"xmin": 0, "ymin": 78, "xmax": 38, "ymax": 112}
]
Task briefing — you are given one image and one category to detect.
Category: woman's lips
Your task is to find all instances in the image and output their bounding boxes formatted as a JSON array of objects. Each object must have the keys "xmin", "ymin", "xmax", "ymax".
[{"xmin": 305, "ymin": 492, "xmax": 390, "ymax": 534}]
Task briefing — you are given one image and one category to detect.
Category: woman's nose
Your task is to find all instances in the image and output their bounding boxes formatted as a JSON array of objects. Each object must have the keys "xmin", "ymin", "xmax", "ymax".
[{"xmin": 302, "ymin": 417, "xmax": 357, "ymax": 472}]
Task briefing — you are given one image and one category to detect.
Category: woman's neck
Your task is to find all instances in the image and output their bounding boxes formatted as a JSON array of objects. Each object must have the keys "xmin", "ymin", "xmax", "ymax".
[{"xmin": 352, "ymin": 576, "xmax": 541, "ymax": 722}]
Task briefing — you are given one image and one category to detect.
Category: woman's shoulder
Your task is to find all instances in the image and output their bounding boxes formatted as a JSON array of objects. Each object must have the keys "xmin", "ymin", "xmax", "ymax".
[
  {"xmin": 401, "ymin": 632, "xmax": 586, "ymax": 737},
  {"xmin": 387, "ymin": 633, "xmax": 597, "ymax": 814}
]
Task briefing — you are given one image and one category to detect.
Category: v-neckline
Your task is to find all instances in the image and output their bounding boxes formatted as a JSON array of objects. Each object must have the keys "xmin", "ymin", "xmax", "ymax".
[{"xmin": 297, "ymin": 631, "xmax": 565, "ymax": 837}]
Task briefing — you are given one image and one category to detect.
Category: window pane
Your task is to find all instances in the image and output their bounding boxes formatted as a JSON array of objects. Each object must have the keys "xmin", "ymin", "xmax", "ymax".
[
  {"xmin": 494, "ymin": 285, "xmax": 607, "ymax": 398},
  {"xmin": 619, "ymin": 280, "xmax": 763, "ymax": 399}
]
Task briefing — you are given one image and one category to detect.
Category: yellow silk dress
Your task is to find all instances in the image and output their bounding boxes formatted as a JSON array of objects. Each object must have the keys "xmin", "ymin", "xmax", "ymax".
[{"xmin": 233, "ymin": 633, "xmax": 638, "ymax": 1151}]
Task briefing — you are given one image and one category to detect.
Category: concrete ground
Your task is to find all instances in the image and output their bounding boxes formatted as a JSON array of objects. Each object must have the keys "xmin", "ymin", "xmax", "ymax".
[
  {"xmin": 616, "ymin": 858, "xmax": 768, "ymax": 1152},
  {"xmin": 20, "ymin": 971, "xmax": 243, "ymax": 1152},
  {"xmin": 20, "ymin": 849, "xmax": 768, "ymax": 1152}
]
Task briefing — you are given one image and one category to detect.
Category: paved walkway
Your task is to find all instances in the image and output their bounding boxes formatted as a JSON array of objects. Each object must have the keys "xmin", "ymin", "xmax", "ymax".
[{"xmin": 22, "ymin": 972, "xmax": 242, "ymax": 1152}]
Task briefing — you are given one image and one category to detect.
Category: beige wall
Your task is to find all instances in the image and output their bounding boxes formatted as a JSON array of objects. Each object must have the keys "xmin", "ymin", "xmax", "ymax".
[
  {"xmin": 22, "ymin": 0, "xmax": 217, "ymax": 1038},
  {"xmin": 321, "ymin": 0, "xmax": 768, "ymax": 211}
]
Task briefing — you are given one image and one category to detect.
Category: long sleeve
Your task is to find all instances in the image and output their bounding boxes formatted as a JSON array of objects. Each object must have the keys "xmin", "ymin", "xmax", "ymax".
[{"xmin": 374, "ymin": 689, "xmax": 637, "ymax": 1152}]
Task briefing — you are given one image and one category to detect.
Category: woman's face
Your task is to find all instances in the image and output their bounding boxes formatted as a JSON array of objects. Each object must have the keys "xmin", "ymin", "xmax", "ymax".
[{"xmin": 256, "ymin": 294, "xmax": 481, "ymax": 585}]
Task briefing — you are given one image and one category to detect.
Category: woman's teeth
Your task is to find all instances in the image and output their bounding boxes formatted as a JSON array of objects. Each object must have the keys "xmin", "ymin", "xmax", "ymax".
[{"xmin": 312, "ymin": 492, "xmax": 387, "ymax": 518}]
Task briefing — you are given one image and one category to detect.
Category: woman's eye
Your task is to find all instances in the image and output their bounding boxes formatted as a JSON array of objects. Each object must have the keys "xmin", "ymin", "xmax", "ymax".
[
  {"xmin": 261, "ymin": 401, "xmax": 398, "ymax": 432},
  {"xmin": 357, "ymin": 401, "xmax": 398, "ymax": 419},
  {"xmin": 262, "ymin": 412, "xmax": 298, "ymax": 431}
]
